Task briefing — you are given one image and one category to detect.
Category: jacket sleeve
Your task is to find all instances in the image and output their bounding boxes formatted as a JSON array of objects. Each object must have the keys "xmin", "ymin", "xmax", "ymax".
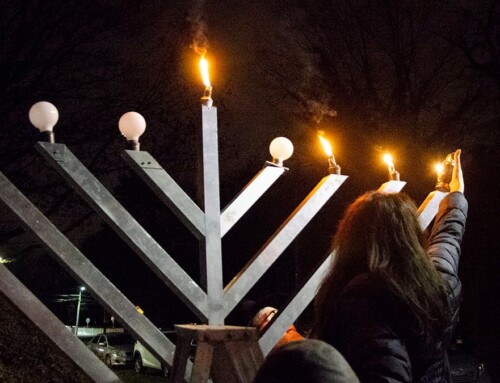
[{"xmin": 427, "ymin": 192, "xmax": 468, "ymax": 325}]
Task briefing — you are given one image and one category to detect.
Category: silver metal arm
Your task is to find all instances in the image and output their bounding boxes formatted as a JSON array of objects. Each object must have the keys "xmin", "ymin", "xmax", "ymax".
[
  {"xmin": 259, "ymin": 254, "xmax": 333, "ymax": 356},
  {"xmin": 220, "ymin": 166, "xmax": 286, "ymax": 237},
  {"xmin": 35, "ymin": 142, "xmax": 208, "ymax": 321},
  {"xmin": 0, "ymin": 172, "xmax": 193, "ymax": 381},
  {"xmin": 222, "ymin": 174, "xmax": 348, "ymax": 318},
  {"xmin": 122, "ymin": 150, "xmax": 205, "ymax": 239}
]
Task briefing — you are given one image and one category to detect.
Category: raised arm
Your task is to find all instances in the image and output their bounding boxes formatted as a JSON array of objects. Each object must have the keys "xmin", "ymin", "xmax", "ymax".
[{"xmin": 427, "ymin": 149, "xmax": 468, "ymax": 322}]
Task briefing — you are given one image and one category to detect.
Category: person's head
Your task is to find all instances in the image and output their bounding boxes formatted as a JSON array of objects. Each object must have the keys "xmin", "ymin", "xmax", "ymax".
[
  {"xmin": 252, "ymin": 306, "xmax": 278, "ymax": 333},
  {"xmin": 331, "ymin": 191, "xmax": 427, "ymax": 282},
  {"xmin": 253, "ymin": 339, "xmax": 359, "ymax": 383},
  {"xmin": 313, "ymin": 191, "xmax": 450, "ymax": 347}
]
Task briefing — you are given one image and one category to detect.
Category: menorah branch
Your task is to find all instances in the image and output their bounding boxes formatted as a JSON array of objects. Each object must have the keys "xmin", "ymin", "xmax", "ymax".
[
  {"xmin": 0, "ymin": 263, "xmax": 122, "ymax": 383},
  {"xmin": 259, "ymin": 254, "xmax": 333, "ymax": 356},
  {"xmin": 36, "ymin": 142, "xmax": 209, "ymax": 321},
  {"xmin": 0, "ymin": 172, "xmax": 187, "ymax": 378},
  {"xmin": 220, "ymin": 166, "xmax": 286, "ymax": 237},
  {"xmin": 122, "ymin": 150, "xmax": 205, "ymax": 239},
  {"xmin": 222, "ymin": 174, "xmax": 348, "ymax": 318}
]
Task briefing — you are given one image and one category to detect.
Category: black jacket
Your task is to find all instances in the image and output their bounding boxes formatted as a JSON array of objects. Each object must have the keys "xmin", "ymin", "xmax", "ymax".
[{"xmin": 319, "ymin": 192, "xmax": 468, "ymax": 382}]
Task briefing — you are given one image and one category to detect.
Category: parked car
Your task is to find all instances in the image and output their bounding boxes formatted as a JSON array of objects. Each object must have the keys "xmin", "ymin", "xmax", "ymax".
[
  {"xmin": 133, "ymin": 329, "xmax": 196, "ymax": 377},
  {"xmin": 78, "ymin": 335, "xmax": 95, "ymax": 345},
  {"xmin": 87, "ymin": 332, "xmax": 135, "ymax": 367}
]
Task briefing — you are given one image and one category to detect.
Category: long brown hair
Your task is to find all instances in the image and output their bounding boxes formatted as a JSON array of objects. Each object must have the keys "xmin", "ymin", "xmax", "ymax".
[{"xmin": 313, "ymin": 191, "xmax": 450, "ymax": 349}]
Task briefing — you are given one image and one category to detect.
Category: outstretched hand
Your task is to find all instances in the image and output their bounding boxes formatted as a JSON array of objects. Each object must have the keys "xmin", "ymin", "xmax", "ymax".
[{"xmin": 449, "ymin": 149, "xmax": 464, "ymax": 193}]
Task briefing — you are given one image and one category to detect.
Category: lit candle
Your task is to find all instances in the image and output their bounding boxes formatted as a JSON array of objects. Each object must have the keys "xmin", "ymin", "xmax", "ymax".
[
  {"xmin": 200, "ymin": 55, "xmax": 213, "ymax": 107},
  {"xmin": 434, "ymin": 152, "xmax": 455, "ymax": 191},
  {"xmin": 435, "ymin": 163, "xmax": 444, "ymax": 176},
  {"xmin": 383, "ymin": 153, "xmax": 400, "ymax": 181},
  {"xmin": 318, "ymin": 135, "xmax": 341, "ymax": 174}
]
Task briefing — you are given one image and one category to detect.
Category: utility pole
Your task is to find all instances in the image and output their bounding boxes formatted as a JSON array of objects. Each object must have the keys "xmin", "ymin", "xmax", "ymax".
[{"xmin": 74, "ymin": 286, "xmax": 85, "ymax": 335}]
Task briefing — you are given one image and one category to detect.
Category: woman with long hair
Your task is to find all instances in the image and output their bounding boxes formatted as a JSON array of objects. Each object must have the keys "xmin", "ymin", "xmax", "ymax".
[{"xmin": 312, "ymin": 150, "xmax": 467, "ymax": 382}]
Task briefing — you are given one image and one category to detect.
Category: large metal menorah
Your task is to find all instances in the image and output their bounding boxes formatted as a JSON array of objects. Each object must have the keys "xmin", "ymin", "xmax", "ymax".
[{"xmin": 0, "ymin": 98, "xmax": 448, "ymax": 382}]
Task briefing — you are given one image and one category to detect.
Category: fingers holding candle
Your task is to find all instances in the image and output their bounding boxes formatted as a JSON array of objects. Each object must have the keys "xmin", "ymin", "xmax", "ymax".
[
  {"xmin": 318, "ymin": 133, "xmax": 341, "ymax": 175},
  {"xmin": 449, "ymin": 149, "xmax": 464, "ymax": 194},
  {"xmin": 383, "ymin": 153, "xmax": 400, "ymax": 181},
  {"xmin": 435, "ymin": 150, "xmax": 462, "ymax": 192}
]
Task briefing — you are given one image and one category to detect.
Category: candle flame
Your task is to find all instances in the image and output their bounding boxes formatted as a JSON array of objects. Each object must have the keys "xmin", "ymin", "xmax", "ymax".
[
  {"xmin": 383, "ymin": 153, "xmax": 394, "ymax": 168},
  {"xmin": 318, "ymin": 135, "xmax": 333, "ymax": 157},
  {"xmin": 200, "ymin": 55, "xmax": 211, "ymax": 88},
  {"xmin": 435, "ymin": 163, "xmax": 444, "ymax": 174}
]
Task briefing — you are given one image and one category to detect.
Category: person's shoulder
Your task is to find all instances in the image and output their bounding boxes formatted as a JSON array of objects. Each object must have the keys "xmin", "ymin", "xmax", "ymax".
[
  {"xmin": 337, "ymin": 273, "xmax": 405, "ymax": 321},
  {"xmin": 340, "ymin": 272, "xmax": 390, "ymax": 299},
  {"xmin": 332, "ymin": 274, "xmax": 413, "ymax": 343}
]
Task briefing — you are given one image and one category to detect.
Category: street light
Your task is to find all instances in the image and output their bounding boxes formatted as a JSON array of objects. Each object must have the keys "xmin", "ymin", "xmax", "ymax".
[{"xmin": 74, "ymin": 286, "xmax": 85, "ymax": 336}]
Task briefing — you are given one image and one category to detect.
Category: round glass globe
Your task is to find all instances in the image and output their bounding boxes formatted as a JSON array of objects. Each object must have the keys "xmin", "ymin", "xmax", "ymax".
[
  {"xmin": 118, "ymin": 112, "xmax": 146, "ymax": 140},
  {"xmin": 269, "ymin": 137, "xmax": 294, "ymax": 162},
  {"xmin": 29, "ymin": 101, "xmax": 59, "ymax": 132}
]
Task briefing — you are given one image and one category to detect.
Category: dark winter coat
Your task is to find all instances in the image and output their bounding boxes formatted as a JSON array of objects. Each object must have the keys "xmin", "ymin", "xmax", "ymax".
[{"xmin": 319, "ymin": 192, "xmax": 468, "ymax": 382}]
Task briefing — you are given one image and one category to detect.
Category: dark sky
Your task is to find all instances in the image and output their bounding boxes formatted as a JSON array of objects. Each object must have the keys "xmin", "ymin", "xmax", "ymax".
[{"xmin": 1, "ymin": 0, "xmax": 499, "ymax": 377}]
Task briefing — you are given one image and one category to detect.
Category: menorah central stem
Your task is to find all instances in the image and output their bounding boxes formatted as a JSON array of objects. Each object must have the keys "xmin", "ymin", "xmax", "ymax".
[{"xmin": 201, "ymin": 104, "xmax": 224, "ymax": 324}]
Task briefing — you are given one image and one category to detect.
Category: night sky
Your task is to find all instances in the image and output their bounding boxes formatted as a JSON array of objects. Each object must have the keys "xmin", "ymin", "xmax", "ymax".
[{"xmin": 1, "ymin": 0, "xmax": 499, "ymax": 379}]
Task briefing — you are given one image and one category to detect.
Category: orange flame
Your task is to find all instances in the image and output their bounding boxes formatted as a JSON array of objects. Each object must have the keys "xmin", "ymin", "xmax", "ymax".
[
  {"xmin": 383, "ymin": 153, "xmax": 394, "ymax": 168},
  {"xmin": 318, "ymin": 135, "xmax": 333, "ymax": 157},
  {"xmin": 200, "ymin": 55, "xmax": 211, "ymax": 88},
  {"xmin": 435, "ymin": 163, "xmax": 444, "ymax": 174}
]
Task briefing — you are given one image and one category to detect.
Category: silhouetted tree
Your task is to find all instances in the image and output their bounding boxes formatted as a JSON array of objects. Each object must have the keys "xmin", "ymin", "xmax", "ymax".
[{"xmin": 254, "ymin": 0, "xmax": 498, "ymax": 169}]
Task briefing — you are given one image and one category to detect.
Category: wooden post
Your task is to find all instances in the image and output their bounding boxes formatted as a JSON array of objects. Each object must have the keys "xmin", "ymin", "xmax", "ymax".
[{"xmin": 170, "ymin": 325, "xmax": 264, "ymax": 383}]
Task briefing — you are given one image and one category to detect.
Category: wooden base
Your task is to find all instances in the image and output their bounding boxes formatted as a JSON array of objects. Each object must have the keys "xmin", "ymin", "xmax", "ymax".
[{"xmin": 169, "ymin": 325, "xmax": 264, "ymax": 383}]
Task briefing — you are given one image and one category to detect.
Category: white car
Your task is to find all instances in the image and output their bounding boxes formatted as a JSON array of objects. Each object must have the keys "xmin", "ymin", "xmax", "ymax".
[
  {"xmin": 87, "ymin": 332, "xmax": 135, "ymax": 367},
  {"xmin": 133, "ymin": 329, "xmax": 196, "ymax": 377},
  {"xmin": 133, "ymin": 330, "xmax": 175, "ymax": 377}
]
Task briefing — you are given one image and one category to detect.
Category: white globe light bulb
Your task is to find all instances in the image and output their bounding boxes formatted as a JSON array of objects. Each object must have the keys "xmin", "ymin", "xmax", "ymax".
[
  {"xmin": 29, "ymin": 101, "xmax": 59, "ymax": 132},
  {"xmin": 269, "ymin": 137, "xmax": 294, "ymax": 165},
  {"xmin": 118, "ymin": 112, "xmax": 146, "ymax": 141}
]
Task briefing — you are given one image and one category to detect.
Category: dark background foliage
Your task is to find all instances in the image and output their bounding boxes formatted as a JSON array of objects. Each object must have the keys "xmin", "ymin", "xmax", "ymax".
[{"xmin": 0, "ymin": 0, "xmax": 498, "ymax": 380}]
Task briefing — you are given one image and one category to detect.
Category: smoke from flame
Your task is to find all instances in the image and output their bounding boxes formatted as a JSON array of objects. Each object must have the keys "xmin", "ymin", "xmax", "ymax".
[
  {"xmin": 188, "ymin": 0, "xmax": 209, "ymax": 56},
  {"xmin": 308, "ymin": 100, "xmax": 337, "ymax": 124}
]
